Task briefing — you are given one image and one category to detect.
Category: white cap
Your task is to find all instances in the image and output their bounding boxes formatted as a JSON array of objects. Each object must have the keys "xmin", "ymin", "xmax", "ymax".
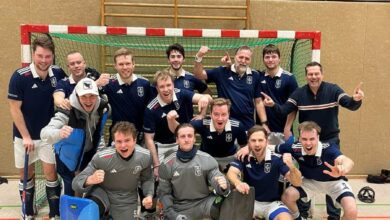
[{"xmin": 75, "ymin": 78, "xmax": 99, "ymax": 96}]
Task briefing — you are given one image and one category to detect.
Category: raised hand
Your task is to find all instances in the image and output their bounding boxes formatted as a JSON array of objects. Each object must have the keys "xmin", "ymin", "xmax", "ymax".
[
  {"xmin": 215, "ymin": 176, "xmax": 228, "ymax": 190},
  {"xmin": 323, "ymin": 161, "xmax": 346, "ymax": 178},
  {"xmin": 60, "ymin": 125, "xmax": 73, "ymax": 139},
  {"xmin": 221, "ymin": 51, "xmax": 232, "ymax": 66},
  {"xmin": 261, "ymin": 92, "xmax": 275, "ymax": 107},
  {"xmin": 352, "ymin": 82, "xmax": 364, "ymax": 101},
  {"xmin": 196, "ymin": 46, "xmax": 210, "ymax": 59},
  {"xmin": 167, "ymin": 110, "xmax": 179, "ymax": 121},
  {"xmin": 88, "ymin": 170, "xmax": 105, "ymax": 185},
  {"xmin": 96, "ymin": 73, "xmax": 110, "ymax": 87},
  {"xmin": 283, "ymin": 153, "xmax": 295, "ymax": 169}
]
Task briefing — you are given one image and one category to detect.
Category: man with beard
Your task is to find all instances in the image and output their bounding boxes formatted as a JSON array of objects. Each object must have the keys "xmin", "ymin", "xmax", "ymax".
[
  {"xmin": 41, "ymin": 78, "xmax": 110, "ymax": 197},
  {"xmin": 193, "ymin": 45, "xmax": 268, "ymax": 132},
  {"xmin": 8, "ymin": 36, "xmax": 66, "ymax": 219},
  {"xmin": 143, "ymin": 69, "xmax": 212, "ymax": 178},
  {"xmin": 158, "ymin": 123, "xmax": 230, "ymax": 220},
  {"xmin": 53, "ymin": 51, "xmax": 110, "ymax": 110},
  {"xmin": 227, "ymin": 125, "xmax": 301, "ymax": 220},
  {"xmin": 261, "ymin": 61, "xmax": 364, "ymax": 220},
  {"xmin": 167, "ymin": 98, "xmax": 247, "ymax": 171},
  {"xmin": 277, "ymin": 121, "xmax": 357, "ymax": 220},
  {"xmin": 100, "ymin": 48, "xmax": 152, "ymax": 145},
  {"xmin": 72, "ymin": 121, "xmax": 154, "ymax": 220}
]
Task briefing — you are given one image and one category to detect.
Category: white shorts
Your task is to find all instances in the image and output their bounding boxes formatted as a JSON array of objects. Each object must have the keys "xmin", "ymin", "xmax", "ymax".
[
  {"xmin": 14, "ymin": 137, "xmax": 56, "ymax": 168},
  {"xmin": 300, "ymin": 178, "xmax": 354, "ymax": 208},
  {"xmin": 253, "ymin": 200, "xmax": 290, "ymax": 220}
]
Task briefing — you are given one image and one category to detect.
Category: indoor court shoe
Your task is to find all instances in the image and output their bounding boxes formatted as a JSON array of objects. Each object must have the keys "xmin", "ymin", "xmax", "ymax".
[
  {"xmin": 381, "ymin": 169, "xmax": 390, "ymax": 177},
  {"xmin": 366, "ymin": 174, "xmax": 389, "ymax": 183}
]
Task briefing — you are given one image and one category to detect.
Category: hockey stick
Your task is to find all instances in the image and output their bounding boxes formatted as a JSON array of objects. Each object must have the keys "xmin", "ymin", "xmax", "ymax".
[{"xmin": 22, "ymin": 150, "xmax": 29, "ymax": 220}]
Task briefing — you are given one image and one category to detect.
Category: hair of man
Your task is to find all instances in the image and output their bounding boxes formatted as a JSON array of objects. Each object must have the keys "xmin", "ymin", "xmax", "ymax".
[
  {"xmin": 174, "ymin": 123, "xmax": 195, "ymax": 138},
  {"xmin": 32, "ymin": 36, "xmax": 55, "ymax": 54},
  {"xmin": 210, "ymin": 98, "xmax": 231, "ymax": 113},
  {"xmin": 153, "ymin": 69, "xmax": 174, "ymax": 86},
  {"xmin": 166, "ymin": 43, "xmax": 185, "ymax": 59},
  {"xmin": 111, "ymin": 121, "xmax": 137, "ymax": 141},
  {"xmin": 262, "ymin": 44, "xmax": 280, "ymax": 58},
  {"xmin": 113, "ymin": 47, "xmax": 134, "ymax": 63},
  {"xmin": 247, "ymin": 125, "xmax": 269, "ymax": 140},
  {"xmin": 298, "ymin": 121, "xmax": 321, "ymax": 136},
  {"xmin": 305, "ymin": 61, "xmax": 323, "ymax": 75}
]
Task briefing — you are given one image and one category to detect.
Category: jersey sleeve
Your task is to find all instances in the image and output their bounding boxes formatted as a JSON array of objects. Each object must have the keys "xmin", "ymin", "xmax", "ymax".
[
  {"xmin": 229, "ymin": 158, "xmax": 244, "ymax": 171},
  {"xmin": 276, "ymin": 157, "xmax": 290, "ymax": 176},
  {"xmin": 8, "ymin": 72, "xmax": 24, "ymax": 101},
  {"xmin": 335, "ymin": 84, "xmax": 362, "ymax": 111},
  {"xmin": 180, "ymin": 88, "xmax": 195, "ymax": 102},
  {"xmin": 274, "ymin": 139, "xmax": 295, "ymax": 154},
  {"xmin": 253, "ymin": 71, "xmax": 262, "ymax": 99},
  {"xmin": 157, "ymin": 162, "xmax": 180, "ymax": 219},
  {"xmin": 287, "ymin": 75, "xmax": 299, "ymax": 95},
  {"xmin": 193, "ymin": 77, "xmax": 208, "ymax": 93},
  {"xmin": 236, "ymin": 123, "xmax": 248, "ymax": 146},
  {"xmin": 140, "ymin": 154, "xmax": 154, "ymax": 197},
  {"xmin": 54, "ymin": 79, "xmax": 67, "ymax": 94},
  {"xmin": 207, "ymin": 159, "xmax": 231, "ymax": 196},
  {"xmin": 72, "ymin": 154, "xmax": 99, "ymax": 193},
  {"xmin": 205, "ymin": 66, "xmax": 224, "ymax": 83},
  {"xmin": 273, "ymin": 89, "xmax": 300, "ymax": 116},
  {"xmin": 143, "ymin": 108, "xmax": 156, "ymax": 133}
]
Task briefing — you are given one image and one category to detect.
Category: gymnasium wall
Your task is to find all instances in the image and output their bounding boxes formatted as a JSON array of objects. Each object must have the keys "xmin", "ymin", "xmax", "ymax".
[{"xmin": 0, "ymin": 0, "xmax": 389, "ymax": 175}]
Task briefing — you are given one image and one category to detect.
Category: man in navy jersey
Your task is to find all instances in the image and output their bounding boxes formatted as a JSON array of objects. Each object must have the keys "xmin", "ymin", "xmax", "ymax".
[
  {"xmin": 53, "ymin": 51, "xmax": 110, "ymax": 110},
  {"xmin": 167, "ymin": 98, "xmax": 247, "ymax": 171},
  {"xmin": 143, "ymin": 69, "xmax": 212, "ymax": 178},
  {"xmin": 262, "ymin": 61, "xmax": 364, "ymax": 219},
  {"xmin": 193, "ymin": 45, "xmax": 268, "ymax": 131},
  {"xmin": 166, "ymin": 43, "xmax": 210, "ymax": 120},
  {"xmin": 258, "ymin": 44, "xmax": 298, "ymax": 144},
  {"xmin": 227, "ymin": 125, "xmax": 301, "ymax": 220},
  {"xmin": 8, "ymin": 36, "xmax": 66, "ymax": 219},
  {"xmin": 100, "ymin": 48, "xmax": 152, "ymax": 145},
  {"xmin": 276, "ymin": 121, "xmax": 357, "ymax": 220}
]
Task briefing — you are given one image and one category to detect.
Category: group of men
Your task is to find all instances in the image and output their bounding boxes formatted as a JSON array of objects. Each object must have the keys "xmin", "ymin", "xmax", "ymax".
[{"xmin": 8, "ymin": 35, "xmax": 364, "ymax": 220}]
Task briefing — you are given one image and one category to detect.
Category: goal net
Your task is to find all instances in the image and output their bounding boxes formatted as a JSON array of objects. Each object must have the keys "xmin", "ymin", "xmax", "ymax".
[{"xmin": 20, "ymin": 24, "xmax": 321, "ymax": 207}]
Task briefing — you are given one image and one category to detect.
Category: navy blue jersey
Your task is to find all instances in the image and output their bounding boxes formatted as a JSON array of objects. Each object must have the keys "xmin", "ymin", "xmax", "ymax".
[
  {"xmin": 258, "ymin": 69, "xmax": 298, "ymax": 132},
  {"xmin": 230, "ymin": 150, "xmax": 289, "ymax": 202},
  {"xmin": 101, "ymin": 74, "xmax": 152, "ymax": 131},
  {"xmin": 8, "ymin": 64, "xmax": 66, "ymax": 139},
  {"xmin": 273, "ymin": 82, "xmax": 362, "ymax": 142},
  {"xmin": 275, "ymin": 141, "xmax": 342, "ymax": 181},
  {"xmin": 191, "ymin": 117, "xmax": 247, "ymax": 157},
  {"xmin": 54, "ymin": 67, "xmax": 101, "ymax": 98},
  {"xmin": 206, "ymin": 65, "xmax": 261, "ymax": 131},
  {"xmin": 143, "ymin": 88, "xmax": 194, "ymax": 144}
]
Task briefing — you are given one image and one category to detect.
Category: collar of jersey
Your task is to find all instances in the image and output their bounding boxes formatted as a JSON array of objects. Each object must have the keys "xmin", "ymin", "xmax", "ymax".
[
  {"xmin": 169, "ymin": 67, "xmax": 186, "ymax": 78},
  {"xmin": 302, "ymin": 141, "xmax": 323, "ymax": 157},
  {"xmin": 231, "ymin": 64, "xmax": 252, "ymax": 75},
  {"xmin": 69, "ymin": 74, "xmax": 76, "ymax": 84},
  {"xmin": 265, "ymin": 67, "xmax": 283, "ymax": 78},
  {"xmin": 117, "ymin": 73, "xmax": 138, "ymax": 85},
  {"xmin": 30, "ymin": 63, "xmax": 54, "ymax": 79},
  {"xmin": 157, "ymin": 90, "xmax": 178, "ymax": 107},
  {"xmin": 209, "ymin": 119, "xmax": 232, "ymax": 132},
  {"xmin": 249, "ymin": 148, "xmax": 272, "ymax": 162}
]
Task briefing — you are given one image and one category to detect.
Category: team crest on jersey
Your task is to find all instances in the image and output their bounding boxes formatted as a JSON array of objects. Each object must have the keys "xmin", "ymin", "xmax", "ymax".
[
  {"xmin": 183, "ymin": 80, "xmax": 190, "ymax": 88},
  {"xmin": 137, "ymin": 87, "xmax": 144, "ymax": 97},
  {"xmin": 225, "ymin": 133, "xmax": 232, "ymax": 142},
  {"xmin": 246, "ymin": 75, "xmax": 253, "ymax": 85},
  {"xmin": 264, "ymin": 162, "xmax": 271, "ymax": 173},
  {"xmin": 194, "ymin": 166, "xmax": 202, "ymax": 176},
  {"xmin": 50, "ymin": 77, "xmax": 57, "ymax": 87},
  {"xmin": 275, "ymin": 79, "xmax": 282, "ymax": 89},
  {"xmin": 174, "ymin": 101, "xmax": 180, "ymax": 110},
  {"xmin": 316, "ymin": 157, "xmax": 323, "ymax": 166},
  {"xmin": 133, "ymin": 165, "xmax": 142, "ymax": 174}
]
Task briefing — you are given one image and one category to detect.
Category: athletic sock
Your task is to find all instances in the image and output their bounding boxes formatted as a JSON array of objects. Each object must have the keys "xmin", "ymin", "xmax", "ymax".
[
  {"xmin": 46, "ymin": 179, "xmax": 61, "ymax": 218},
  {"xmin": 19, "ymin": 178, "xmax": 35, "ymax": 216}
]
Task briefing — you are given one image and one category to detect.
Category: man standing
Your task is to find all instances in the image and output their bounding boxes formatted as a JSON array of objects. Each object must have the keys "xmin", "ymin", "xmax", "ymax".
[
  {"xmin": 8, "ymin": 36, "xmax": 66, "ymax": 219},
  {"xmin": 167, "ymin": 98, "xmax": 247, "ymax": 171},
  {"xmin": 158, "ymin": 123, "xmax": 230, "ymax": 220},
  {"xmin": 53, "ymin": 51, "xmax": 110, "ymax": 110},
  {"xmin": 41, "ymin": 78, "xmax": 110, "ymax": 196},
  {"xmin": 193, "ymin": 45, "xmax": 268, "ymax": 131},
  {"xmin": 227, "ymin": 125, "xmax": 301, "ymax": 220},
  {"xmin": 258, "ymin": 44, "xmax": 298, "ymax": 144},
  {"xmin": 277, "ymin": 121, "xmax": 357, "ymax": 220},
  {"xmin": 143, "ymin": 70, "xmax": 211, "ymax": 177},
  {"xmin": 72, "ymin": 121, "xmax": 154, "ymax": 220},
  {"xmin": 100, "ymin": 48, "xmax": 152, "ymax": 144}
]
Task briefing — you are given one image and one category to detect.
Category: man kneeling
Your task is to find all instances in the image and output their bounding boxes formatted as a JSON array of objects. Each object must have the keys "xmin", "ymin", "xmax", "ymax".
[
  {"xmin": 72, "ymin": 122, "xmax": 154, "ymax": 220},
  {"xmin": 227, "ymin": 125, "xmax": 302, "ymax": 220}
]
